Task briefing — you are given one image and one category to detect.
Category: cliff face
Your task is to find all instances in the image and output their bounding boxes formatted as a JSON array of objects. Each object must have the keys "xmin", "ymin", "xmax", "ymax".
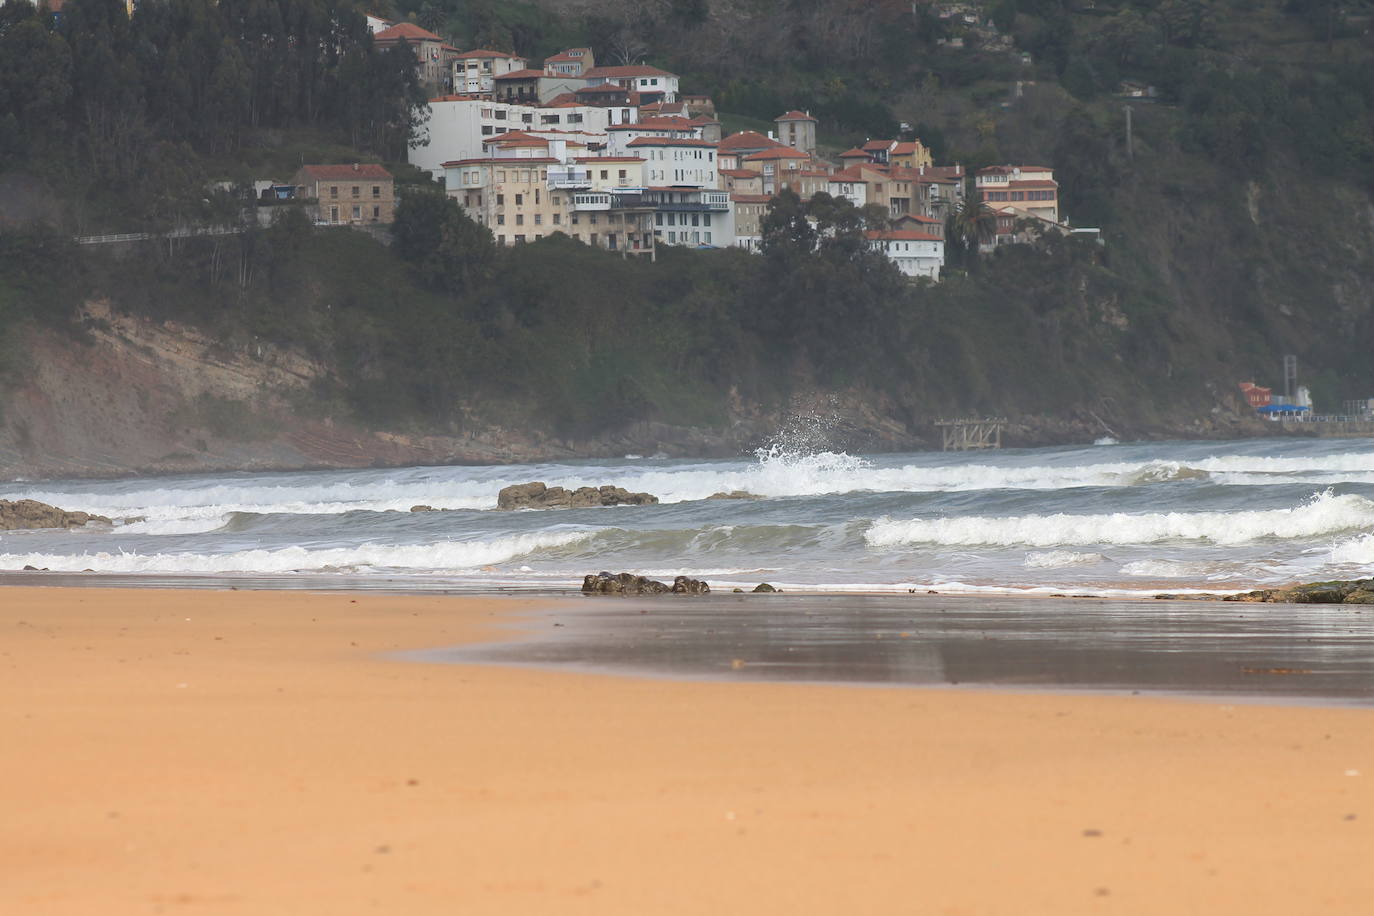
[{"xmin": 0, "ymin": 299, "xmax": 1279, "ymax": 480}]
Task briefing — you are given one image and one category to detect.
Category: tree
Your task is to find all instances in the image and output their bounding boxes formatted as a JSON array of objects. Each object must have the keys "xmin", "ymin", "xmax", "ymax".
[{"xmin": 391, "ymin": 190, "xmax": 495, "ymax": 294}]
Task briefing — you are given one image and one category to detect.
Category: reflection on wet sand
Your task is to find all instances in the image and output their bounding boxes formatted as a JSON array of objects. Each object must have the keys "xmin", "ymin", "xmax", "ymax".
[{"xmin": 419, "ymin": 594, "xmax": 1374, "ymax": 705}]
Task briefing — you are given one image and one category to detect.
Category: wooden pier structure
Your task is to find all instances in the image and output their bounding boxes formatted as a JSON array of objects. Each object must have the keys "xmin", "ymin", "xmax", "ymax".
[{"xmin": 935, "ymin": 418, "xmax": 1007, "ymax": 451}]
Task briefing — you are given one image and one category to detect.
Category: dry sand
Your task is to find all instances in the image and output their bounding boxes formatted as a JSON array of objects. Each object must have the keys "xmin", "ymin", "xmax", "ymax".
[{"xmin": 3, "ymin": 586, "xmax": 1372, "ymax": 915}]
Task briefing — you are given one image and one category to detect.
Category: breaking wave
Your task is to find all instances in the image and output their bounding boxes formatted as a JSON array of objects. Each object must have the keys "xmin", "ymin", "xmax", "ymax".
[
  {"xmin": 0, "ymin": 530, "xmax": 592, "ymax": 575},
  {"xmin": 865, "ymin": 490, "xmax": 1374, "ymax": 548},
  {"xmin": 1023, "ymin": 550, "xmax": 1108, "ymax": 569}
]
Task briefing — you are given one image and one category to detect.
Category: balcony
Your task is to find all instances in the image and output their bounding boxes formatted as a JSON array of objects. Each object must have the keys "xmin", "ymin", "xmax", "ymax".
[
  {"xmin": 572, "ymin": 192, "xmax": 611, "ymax": 210},
  {"xmin": 548, "ymin": 170, "xmax": 592, "ymax": 189}
]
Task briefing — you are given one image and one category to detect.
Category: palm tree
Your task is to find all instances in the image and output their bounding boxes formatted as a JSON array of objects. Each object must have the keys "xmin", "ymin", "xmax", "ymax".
[{"xmin": 950, "ymin": 193, "xmax": 997, "ymax": 254}]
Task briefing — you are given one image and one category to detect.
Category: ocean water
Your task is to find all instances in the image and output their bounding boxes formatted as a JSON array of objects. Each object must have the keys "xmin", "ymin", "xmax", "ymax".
[{"xmin": 3, "ymin": 435, "xmax": 1374, "ymax": 596}]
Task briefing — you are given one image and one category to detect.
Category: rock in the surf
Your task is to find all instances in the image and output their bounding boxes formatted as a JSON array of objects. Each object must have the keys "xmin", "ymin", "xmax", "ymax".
[
  {"xmin": 1223, "ymin": 579, "xmax": 1374, "ymax": 604},
  {"xmin": 410, "ymin": 504, "xmax": 437, "ymax": 512},
  {"xmin": 581, "ymin": 572, "xmax": 708, "ymax": 595},
  {"xmin": 582, "ymin": 572, "xmax": 670, "ymax": 595},
  {"xmin": 0, "ymin": 499, "xmax": 110, "ymax": 530},
  {"xmin": 706, "ymin": 490, "xmax": 758, "ymax": 500},
  {"xmin": 751, "ymin": 583, "xmax": 777, "ymax": 593},
  {"xmin": 672, "ymin": 575, "xmax": 710, "ymax": 595},
  {"xmin": 499, "ymin": 482, "xmax": 657, "ymax": 510}
]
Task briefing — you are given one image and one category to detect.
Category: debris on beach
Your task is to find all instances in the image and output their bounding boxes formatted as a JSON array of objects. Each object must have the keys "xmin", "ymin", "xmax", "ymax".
[
  {"xmin": 1223, "ymin": 579, "xmax": 1374, "ymax": 605},
  {"xmin": 581, "ymin": 572, "xmax": 710, "ymax": 595},
  {"xmin": 0, "ymin": 499, "xmax": 110, "ymax": 530},
  {"xmin": 499, "ymin": 482, "xmax": 658, "ymax": 510}
]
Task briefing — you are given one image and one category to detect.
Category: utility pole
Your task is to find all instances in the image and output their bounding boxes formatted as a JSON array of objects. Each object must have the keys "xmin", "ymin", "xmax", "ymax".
[
  {"xmin": 1123, "ymin": 105, "xmax": 1133, "ymax": 161},
  {"xmin": 1283, "ymin": 355, "xmax": 1298, "ymax": 400}
]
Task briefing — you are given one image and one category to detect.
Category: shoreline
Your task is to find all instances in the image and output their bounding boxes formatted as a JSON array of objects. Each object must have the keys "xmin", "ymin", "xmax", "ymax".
[{"xmin": 7, "ymin": 586, "xmax": 1374, "ymax": 914}]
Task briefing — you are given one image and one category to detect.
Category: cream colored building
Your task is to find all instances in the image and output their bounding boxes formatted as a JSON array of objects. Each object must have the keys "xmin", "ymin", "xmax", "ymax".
[
  {"xmin": 444, "ymin": 157, "xmax": 571, "ymax": 243},
  {"xmin": 774, "ymin": 110, "xmax": 818, "ymax": 156}
]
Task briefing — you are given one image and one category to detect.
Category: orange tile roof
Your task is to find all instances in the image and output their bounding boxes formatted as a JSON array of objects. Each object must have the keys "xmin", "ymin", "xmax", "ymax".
[
  {"xmin": 546, "ymin": 48, "xmax": 591, "ymax": 62},
  {"xmin": 1008, "ymin": 179, "xmax": 1058, "ymax": 189},
  {"xmin": 720, "ymin": 169, "xmax": 762, "ymax": 178},
  {"xmin": 776, "ymin": 110, "xmax": 818, "ymax": 122},
  {"xmin": 374, "ymin": 22, "xmax": 443, "ymax": 42},
  {"xmin": 862, "ymin": 139, "xmax": 894, "ymax": 152},
  {"xmin": 839, "ymin": 147, "xmax": 869, "ymax": 158},
  {"xmin": 493, "ymin": 69, "xmax": 546, "ymax": 80},
  {"xmin": 731, "ymin": 193, "xmax": 773, "ymax": 203},
  {"xmin": 574, "ymin": 156, "xmax": 644, "ymax": 163},
  {"xmin": 298, "ymin": 163, "xmax": 392, "ymax": 180}
]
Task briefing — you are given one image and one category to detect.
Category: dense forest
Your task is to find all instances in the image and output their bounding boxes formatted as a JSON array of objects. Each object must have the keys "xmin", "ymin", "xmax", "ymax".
[{"xmin": 2, "ymin": 0, "xmax": 1374, "ymax": 457}]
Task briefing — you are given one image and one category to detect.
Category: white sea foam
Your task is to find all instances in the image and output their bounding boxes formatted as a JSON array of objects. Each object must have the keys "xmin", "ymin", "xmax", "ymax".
[
  {"xmin": 865, "ymin": 491, "xmax": 1374, "ymax": 548},
  {"xmin": 1024, "ymin": 550, "xmax": 1108, "ymax": 569},
  {"xmin": 1094, "ymin": 437, "xmax": 1118, "ymax": 446},
  {"xmin": 1118, "ymin": 559, "xmax": 1248, "ymax": 580},
  {"xmin": 0, "ymin": 530, "xmax": 592, "ymax": 574},
  {"xmin": 1329, "ymin": 533, "xmax": 1374, "ymax": 566}
]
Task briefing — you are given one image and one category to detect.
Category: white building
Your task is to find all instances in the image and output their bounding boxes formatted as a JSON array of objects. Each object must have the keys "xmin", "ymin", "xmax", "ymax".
[
  {"xmin": 626, "ymin": 137, "xmax": 718, "ymax": 188},
  {"xmin": 605, "ymin": 117, "xmax": 702, "ymax": 157},
  {"xmin": 410, "ymin": 97, "xmax": 616, "ymax": 178},
  {"xmin": 582, "ymin": 65, "xmax": 680, "ymax": 103},
  {"xmin": 451, "ymin": 50, "xmax": 528, "ymax": 95},
  {"xmin": 975, "ymin": 164, "xmax": 1059, "ymax": 223},
  {"xmin": 866, "ymin": 230, "xmax": 944, "ymax": 281},
  {"xmin": 648, "ymin": 188, "xmax": 734, "ymax": 248}
]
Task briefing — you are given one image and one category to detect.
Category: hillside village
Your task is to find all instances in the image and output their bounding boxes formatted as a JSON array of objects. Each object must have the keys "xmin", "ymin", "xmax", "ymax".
[{"xmin": 297, "ymin": 16, "xmax": 1082, "ymax": 283}]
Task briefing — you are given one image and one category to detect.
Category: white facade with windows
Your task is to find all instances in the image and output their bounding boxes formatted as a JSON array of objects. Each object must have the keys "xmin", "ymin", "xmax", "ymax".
[
  {"xmin": 410, "ymin": 98, "xmax": 616, "ymax": 178},
  {"xmin": 866, "ymin": 231, "xmax": 944, "ymax": 281}
]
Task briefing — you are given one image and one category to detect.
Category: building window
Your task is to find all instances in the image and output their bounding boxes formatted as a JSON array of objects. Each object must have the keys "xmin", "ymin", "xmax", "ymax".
[
  {"xmin": 655, "ymin": 213, "xmax": 663, "ymax": 226},
  {"xmin": 499, "ymin": 235, "xmax": 506, "ymax": 244},
  {"xmin": 619, "ymin": 169, "xmax": 627, "ymax": 179},
  {"xmin": 553, "ymin": 213, "xmax": 561, "ymax": 225},
  {"xmin": 497, "ymin": 193, "xmax": 505, "ymax": 205},
  {"xmin": 516, "ymin": 214, "xmax": 524, "ymax": 225},
  {"xmin": 330, "ymin": 186, "xmax": 338, "ymax": 198},
  {"xmin": 352, "ymin": 186, "xmax": 360, "ymax": 198},
  {"xmin": 534, "ymin": 213, "xmax": 542, "ymax": 225},
  {"xmin": 515, "ymin": 234, "xmax": 526, "ymax": 243},
  {"xmin": 589, "ymin": 214, "xmax": 598, "ymax": 225},
  {"xmin": 703, "ymin": 214, "xmax": 711, "ymax": 227},
  {"xmin": 373, "ymin": 206, "xmax": 380, "ymax": 219},
  {"xmin": 351, "ymin": 205, "xmax": 361, "ymax": 219},
  {"xmin": 482, "ymin": 125, "xmax": 493, "ymax": 135},
  {"xmin": 495, "ymin": 110, "xmax": 506, "ymax": 119},
  {"xmin": 600, "ymin": 170, "xmax": 608, "ymax": 179},
  {"xmin": 330, "ymin": 206, "xmax": 338, "ymax": 221},
  {"xmin": 497, "ymin": 215, "xmax": 505, "ymax": 225},
  {"xmin": 515, "ymin": 193, "xmax": 523, "ymax": 206},
  {"xmin": 372, "ymin": 186, "xmax": 381, "ymax": 198}
]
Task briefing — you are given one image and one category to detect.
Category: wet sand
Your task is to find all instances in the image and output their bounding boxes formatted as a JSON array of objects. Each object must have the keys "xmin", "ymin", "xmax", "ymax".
[{"xmin": 5, "ymin": 586, "xmax": 1374, "ymax": 914}]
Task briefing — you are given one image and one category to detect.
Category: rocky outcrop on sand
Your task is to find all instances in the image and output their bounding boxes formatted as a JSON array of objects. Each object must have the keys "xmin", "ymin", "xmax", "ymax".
[
  {"xmin": 0, "ymin": 499, "xmax": 110, "ymax": 530},
  {"xmin": 499, "ymin": 482, "xmax": 658, "ymax": 510},
  {"xmin": 1223, "ymin": 579, "xmax": 1374, "ymax": 605},
  {"xmin": 582, "ymin": 572, "xmax": 710, "ymax": 595}
]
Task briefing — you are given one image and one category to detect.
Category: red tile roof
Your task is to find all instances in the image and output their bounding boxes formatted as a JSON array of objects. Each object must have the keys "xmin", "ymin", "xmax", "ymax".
[
  {"xmin": 575, "ymin": 84, "xmax": 630, "ymax": 95},
  {"xmin": 607, "ymin": 116, "xmax": 697, "ymax": 131},
  {"xmin": 1008, "ymin": 179, "xmax": 1058, "ymax": 189},
  {"xmin": 585, "ymin": 64, "xmax": 676, "ymax": 79},
  {"xmin": 546, "ymin": 48, "xmax": 590, "ymax": 62},
  {"xmin": 744, "ymin": 147, "xmax": 810, "ymax": 161},
  {"xmin": 718, "ymin": 131, "xmax": 784, "ymax": 152},
  {"xmin": 731, "ymin": 193, "xmax": 773, "ymax": 203},
  {"xmin": 440, "ymin": 157, "xmax": 559, "ymax": 167},
  {"xmin": 890, "ymin": 141, "xmax": 926, "ymax": 155},
  {"xmin": 374, "ymin": 22, "xmax": 443, "ymax": 43},
  {"xmin": 839, "ymin": 147, "xmax": 869, "ymax": 158},
  {"xmin": 298, "ymin": 163, "xmax": 392, "ymax": 180},
  {"xmin": 628, "ymin": 136, "xmax": 717, "ymax": 148},
  {"xmin": 455, "ymin": 48, "xmax": 522, "ymax": 59},
  {"xmin": 862, "ymin": 139, "xmax": 894, "ymax": 152},
  {"xmin": 866, "ymin": 230, "xmax": 942, "ymax": 242},
  {"xmin": 776, "ymin": 110, "xmax": 818, "ymax": 122},
  {"xmin": 720, "ymin": 169, "xmax": 762, "ymax": 178},
  {"xmin": 894, "ymin": 213, "xmax": 942, "ymax": 224},
  {"xmin": 574, "ymin": 156, "xmax": 643, "ymax": 163},
  {"xmin": 493, "ymin": 69, "xmax": 546, "ymax": 80}
]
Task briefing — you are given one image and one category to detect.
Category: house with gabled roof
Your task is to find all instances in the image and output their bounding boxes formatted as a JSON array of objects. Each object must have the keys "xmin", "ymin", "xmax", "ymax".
[
  {"xmin": 583, "ymin": 64, "xmax": 679, "ymax": 103},
  {"xmin": 373, "ymin": 23, "xmax": 455, "ymax": 91},
  {"xmin": 743, "ymin": 146, "xmax": 811, "ymax": 195},
  {"xmin": 866, "ymin": 229, "xmax": 944, "ymax": 281},
  {"xmin": 545, "ymin": 47, "xmax": 595, "ymax": 77}
]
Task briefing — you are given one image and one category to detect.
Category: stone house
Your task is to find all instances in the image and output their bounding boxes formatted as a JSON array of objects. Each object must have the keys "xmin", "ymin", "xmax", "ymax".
[{"xmin": 291, "ymin": 164, "xmax": 395, "ymax": 225}]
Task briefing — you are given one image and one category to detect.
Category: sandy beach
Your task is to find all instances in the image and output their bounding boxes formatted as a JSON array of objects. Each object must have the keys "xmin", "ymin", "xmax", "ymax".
[{"xmin": 4, "ymin": 587, "xmax": 1373, "ymax": 915}]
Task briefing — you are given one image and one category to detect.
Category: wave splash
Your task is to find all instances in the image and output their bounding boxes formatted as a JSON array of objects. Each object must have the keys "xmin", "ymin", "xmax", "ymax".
[{"xmin": 866, "ymin": 490, "xmax": 1374, "ymax": 548}]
